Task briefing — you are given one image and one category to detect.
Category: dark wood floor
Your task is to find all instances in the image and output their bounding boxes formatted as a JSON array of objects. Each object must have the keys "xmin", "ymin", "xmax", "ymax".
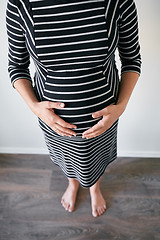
[{"xmin": 0, "ymin": 154, "xmax": 159, "ymax": 240}]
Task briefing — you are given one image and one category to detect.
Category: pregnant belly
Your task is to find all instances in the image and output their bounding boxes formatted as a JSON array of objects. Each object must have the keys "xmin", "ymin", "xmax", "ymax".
[{"xmin": 42, "ymin": 66, "xmax": 118, "ymax": 135}]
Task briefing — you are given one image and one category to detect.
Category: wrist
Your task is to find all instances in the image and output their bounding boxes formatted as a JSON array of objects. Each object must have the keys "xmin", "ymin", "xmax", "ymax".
[
  {"xmin": 29, "ymin": 101, "xmax": 40, "ymax": 116},
  {"xmin": 115, "ymin": 101, "xmax": 127, "ymax": 116}
]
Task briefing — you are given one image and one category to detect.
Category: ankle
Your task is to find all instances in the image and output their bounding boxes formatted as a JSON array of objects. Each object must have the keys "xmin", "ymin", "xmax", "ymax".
[
  {"xmin": 68, "ymin": 179, "xmax": 79, "ymax": 189},
  {"xmin": 89, "ymin": 177, "xmax": 102, "ymax": 193},
  {"xmin": 90, "ymin": 185, "xmax": 100, "ymax": 194}
]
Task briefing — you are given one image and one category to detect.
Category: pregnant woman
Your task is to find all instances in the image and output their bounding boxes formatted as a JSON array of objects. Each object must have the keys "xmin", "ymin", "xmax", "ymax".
[{"xmin": 6, "ymin": 0, "xmax": 141, "ymax": 217}]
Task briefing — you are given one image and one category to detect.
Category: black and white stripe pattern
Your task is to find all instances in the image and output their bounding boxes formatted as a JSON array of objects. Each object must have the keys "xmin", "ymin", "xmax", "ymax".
[{"xmin": 6, "ymin": 0, "xmax": 141, "ymax": 187}]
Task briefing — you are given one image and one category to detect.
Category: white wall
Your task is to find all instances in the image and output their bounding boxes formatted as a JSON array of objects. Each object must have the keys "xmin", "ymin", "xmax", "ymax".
[{"xmin": 0, "ymin": 0, "xmax": 160, "ymax": 157}]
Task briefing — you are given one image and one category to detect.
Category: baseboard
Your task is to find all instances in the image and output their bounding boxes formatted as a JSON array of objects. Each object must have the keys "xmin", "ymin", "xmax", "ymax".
[
  {"xmin": 0, "ymin": 147, "xmax": 160, "ymax": 158},
  {"xmin": 117, "ymin": 150, "xmax": 160, "ymax": 158},
  {"xmin": 0, "ymin": 147, "xmax": 48, "ymax": 155}
]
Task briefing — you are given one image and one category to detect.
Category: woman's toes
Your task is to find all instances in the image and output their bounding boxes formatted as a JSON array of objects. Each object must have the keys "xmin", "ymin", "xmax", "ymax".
[
  {"xmin": 63, "ymin": 202, "xmax": 67, "ymax": 210},
  {"xmin": 102, "ymin": 207, "xmax": 105, "ymax": 214},
  {"xmin": 68, "ymin": 203, "xmax": 74, "ymax": 212},
  {"xmin": 101, "ymin": 206, "xmax": 106, "ymax": 214},
  {"xmin": 97, "ymin": 208, "xmax": 102, "ymax": 216},
  {"xmin": 65, "ymin": 203, "xmax": 70, "ymax": 211},
  {"xmin": 92, "ymin": 209, "xmax": 98, "ymax": 217},
  {"xmin": 61, "ymin": 200, "xmax": 65, "ymax": 208},
  {"xmin": 99, "ymin": 208, "xmax": 102, "ymax": 215}
]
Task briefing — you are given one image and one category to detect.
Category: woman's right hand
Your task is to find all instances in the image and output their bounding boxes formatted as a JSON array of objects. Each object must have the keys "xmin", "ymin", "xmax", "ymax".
[
  {"xmin": 13, "ymin": 80, "xmax": 77, "ymax": 137},
  {"xmin": 32, "ymin": 101, "xmax": 77, "ymax": 137}
]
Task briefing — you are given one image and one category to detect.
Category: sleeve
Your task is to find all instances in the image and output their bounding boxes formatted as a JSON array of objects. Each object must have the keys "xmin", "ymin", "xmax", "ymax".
[
  {"xmin": 6, "ymin": 0, "xmax": 32, "ymax": 88},
  {"xmin": 118, "ymin": 0, "xmax": 142, "ymax": 75}
]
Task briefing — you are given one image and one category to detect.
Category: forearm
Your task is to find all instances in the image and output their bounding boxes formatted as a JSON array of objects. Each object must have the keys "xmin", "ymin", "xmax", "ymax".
[
  {"xmin": 116, "ymin": 72, "xmax": 140, "ymax": 112},
  {"xmin": 14, "ymin": 79, "xmax": 39, "ymax": 114}
]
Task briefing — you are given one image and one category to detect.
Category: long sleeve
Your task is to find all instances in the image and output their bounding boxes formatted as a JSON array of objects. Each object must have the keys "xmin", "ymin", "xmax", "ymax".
[
  {"xmin": 118, "ymin": 0, "xmax": 142, "ymax": 75},
  {"xmin": 6, "ymin": 0, "xmax": 32, "ymax": 87}
]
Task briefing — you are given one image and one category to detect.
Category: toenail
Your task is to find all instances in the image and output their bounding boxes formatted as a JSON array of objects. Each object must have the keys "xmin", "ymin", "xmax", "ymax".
[{"xmin": 93, "ymin": 213, "xmax": 97, "ymax": 217}]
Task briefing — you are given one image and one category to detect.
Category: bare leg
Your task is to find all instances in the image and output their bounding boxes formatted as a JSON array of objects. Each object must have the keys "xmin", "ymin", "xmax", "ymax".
[
  {"xmin": 89, "ymin": 177, "xmax": 107, "ymax": 217},
  {"xmin": 61, "ymin": 178, "xmax": 80, "ymax": 212}
]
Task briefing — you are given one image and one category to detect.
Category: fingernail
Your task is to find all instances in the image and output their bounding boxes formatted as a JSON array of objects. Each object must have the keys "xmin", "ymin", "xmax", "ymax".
[{"xmin": 60, "ymin": 103, "xmax": 64, "ymax": 107}]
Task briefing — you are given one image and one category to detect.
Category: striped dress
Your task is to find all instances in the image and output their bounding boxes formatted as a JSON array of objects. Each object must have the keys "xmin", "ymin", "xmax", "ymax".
[{"xmin": 6, "ymin": 0, "xmax": 141, "ymax": 188}]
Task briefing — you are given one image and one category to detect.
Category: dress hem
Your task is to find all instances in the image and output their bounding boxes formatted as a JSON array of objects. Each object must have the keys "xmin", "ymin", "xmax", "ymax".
[{"xmin": 49, "ymin": 154, "xmax": 117, "ymax": 189}]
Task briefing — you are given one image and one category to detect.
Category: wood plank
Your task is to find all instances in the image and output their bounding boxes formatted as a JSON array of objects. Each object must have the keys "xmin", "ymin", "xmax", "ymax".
[{"xmin": 0, "ymin": 154, "xmax": 159, "ymax": 240}]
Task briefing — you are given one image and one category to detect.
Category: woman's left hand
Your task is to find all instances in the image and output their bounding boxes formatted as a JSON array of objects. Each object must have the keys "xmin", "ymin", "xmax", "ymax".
[{"xmin": 82, "ymin": 104, "xmax": 125, "ymax": 139}]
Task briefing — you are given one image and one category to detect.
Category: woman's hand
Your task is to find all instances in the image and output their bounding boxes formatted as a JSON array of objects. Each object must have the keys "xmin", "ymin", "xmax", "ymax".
[
  {"xmin": 82, "ymin": 72, "xmax": 140, "ymax": 139},
  {"xmin": 32, "ymin": 101, "xmax": 77, "ymax": 137},
  {"xmin": 82, "ymin": 104, "xmax": 125, "ymax": 139},
  {"xmin": 13, "ymin": 79, "xmax": 77, "ymax": 137}
]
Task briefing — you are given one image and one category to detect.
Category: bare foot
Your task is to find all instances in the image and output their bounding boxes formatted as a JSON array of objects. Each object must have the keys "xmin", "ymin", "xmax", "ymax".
[
  {"xmin": 61, "ymin": 179, "xmax": 79, "ymax": 212},
  {"xmin": 90, "ymin": 187, "xmax": 107, "ymax": 217}
]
